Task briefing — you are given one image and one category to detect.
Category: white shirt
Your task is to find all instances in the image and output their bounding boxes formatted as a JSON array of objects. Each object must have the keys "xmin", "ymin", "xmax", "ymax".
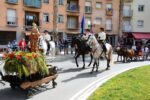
[
  {"xmin": 98, "ymin": 32, "xmax": 106, "ymax": 40},
  {"xmin": 43, "ymin": 34, "xmax": 51, "ymax": 41}
]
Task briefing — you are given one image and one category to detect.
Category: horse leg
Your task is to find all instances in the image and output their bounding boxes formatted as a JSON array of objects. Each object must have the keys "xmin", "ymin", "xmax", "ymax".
[
  {"xmin": 91, "ymin": 60, "xmax": 96, "ymax": 74},
  {"xmin": 82, "ymin": 54, "xmax": 85, "ymax": 69},
  {"xmin": 75, "ymin": 53, "xmax": 80, "ymax": 67},
  {"xmin": 96, "ymin": 59, "xmax": 99, "ymax": 72},
  {"xmin": 106, "ymin": 59, "xmax": 110, "ymax": 70},
  {"xmin": 117, "ymin": 55, "xmax": 119, "ymax": 62},
  {"xmin": 88, "ymin": 53, "xmax": 93, "ymax": 67}
]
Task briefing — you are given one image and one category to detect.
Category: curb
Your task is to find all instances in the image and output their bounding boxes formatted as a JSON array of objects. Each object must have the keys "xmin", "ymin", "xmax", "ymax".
[{"xmin": 70, "ymin": 65, "xmax": 149, "ymax": 100}]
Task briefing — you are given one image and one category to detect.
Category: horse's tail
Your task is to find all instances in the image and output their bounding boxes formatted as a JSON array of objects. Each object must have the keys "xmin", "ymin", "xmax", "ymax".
[{"xmin": 109, "ymin": 45, "xmax": 113, "ymax": 65}]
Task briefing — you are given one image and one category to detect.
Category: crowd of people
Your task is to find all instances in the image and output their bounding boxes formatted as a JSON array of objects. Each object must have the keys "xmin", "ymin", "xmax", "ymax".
[{"xmin": 6, "ymin": 30, "xmax": 72, "ymax": 56}]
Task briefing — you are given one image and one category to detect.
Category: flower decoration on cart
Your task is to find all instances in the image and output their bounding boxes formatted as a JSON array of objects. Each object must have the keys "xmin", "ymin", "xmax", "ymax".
[{"xmin": 2, "ymin": 51, "xmax": 49, "ymax": 78}]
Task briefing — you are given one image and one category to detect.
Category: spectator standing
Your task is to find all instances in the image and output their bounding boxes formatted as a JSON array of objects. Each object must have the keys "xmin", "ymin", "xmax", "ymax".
[
  {"xmin": 43, "ymin": 30, "xmax": 51, "ymax": 54},
  {"xmin": 19, "ymin": 38, "xmax": 26, "ymax": 51}
]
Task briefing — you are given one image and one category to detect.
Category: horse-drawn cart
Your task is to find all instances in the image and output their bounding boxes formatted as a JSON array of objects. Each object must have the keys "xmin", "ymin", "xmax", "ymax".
[{"xmin": 0, "ymin": 52, "xmax": 58, "ymax": 98}]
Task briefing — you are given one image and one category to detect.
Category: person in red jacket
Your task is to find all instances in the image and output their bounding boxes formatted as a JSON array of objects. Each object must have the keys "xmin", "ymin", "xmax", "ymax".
[{"xmin": 19, "ymin": 38, "xmax": 26, "ymax": 51}]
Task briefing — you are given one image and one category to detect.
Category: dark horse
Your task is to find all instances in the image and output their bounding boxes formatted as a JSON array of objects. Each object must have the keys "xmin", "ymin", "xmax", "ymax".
[{"xmin": 71, "ymin": 37, "xmax": 93, "ymax": 68}]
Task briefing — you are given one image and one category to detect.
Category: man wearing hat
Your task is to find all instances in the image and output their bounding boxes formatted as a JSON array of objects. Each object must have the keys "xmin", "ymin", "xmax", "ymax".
[{"xmin": 98, "ymin": 27, "xmax": 107, "ymax": 54}]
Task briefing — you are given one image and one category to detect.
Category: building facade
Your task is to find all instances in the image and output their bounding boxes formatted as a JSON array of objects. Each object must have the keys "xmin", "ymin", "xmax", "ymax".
[
  {"xmin": 0, "ymin": 0, "xmax": 120, "ymax": 46},
  {"xmin": 0, "ymin": 0, "xmax": 53, "ymax": 44},
  {"xmin": 120, "ymin": 0, "xmax": 150, "ymax": 45}
]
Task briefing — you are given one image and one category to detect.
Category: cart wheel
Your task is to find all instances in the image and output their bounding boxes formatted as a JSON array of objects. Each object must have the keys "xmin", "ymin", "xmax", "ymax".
[
  {"xmin": 26, "ymin": 89, "xmax": 33, "ymax": 99},
  {"xmin": 10, "ymin": 83, "xmax": 16, "ymax": 89},
  {"xmin": 52, "ymin": 80, "xmax": 57, "ymax": 88}
]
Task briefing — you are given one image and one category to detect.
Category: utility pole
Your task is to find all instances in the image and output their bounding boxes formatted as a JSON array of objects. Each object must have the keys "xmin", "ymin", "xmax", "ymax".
[{"xmin": 53, "ymin": 0, "xmax": 58, "ymax": 42}]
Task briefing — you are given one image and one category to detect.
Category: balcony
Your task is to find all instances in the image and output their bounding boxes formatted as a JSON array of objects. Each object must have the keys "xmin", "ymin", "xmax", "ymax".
[
  {"xmin": 7, "ymin": 16, "xmax": 18, "ymax": 26},
  {"xmin": 67, "ymin": 22, "xmax": 79, "ymax": 30},
  {"xmin": 67, "ymin": 4, "xmax": 80, "ymax": 12},
  {"xmin": 23, "ymin": 0, "xmax": 41, "ymax": 8},
  {"xmin": 24, "ymin": 19, "xmax": 41, "ymax": 31},
  {"xmin": 6, "ymin": 0, "xmax": 18, "ymax": 4},
  {"xmin": 122, "ymin": 25, "xmax": 132, "ymax": 32},
  {"xmin": 85, "ymin": 6, "xmax": 92, "ymax": 14},
  {"xmin": 123, "ymin": 10, "xmax": 133, "ymax": 17},
  {"xmin": 123, "ymin": 0, "xmax": 133, "ymax": 3},
  {"xmin": 106, "ymin": 9, "xmax": 113, "ymax": 16}
]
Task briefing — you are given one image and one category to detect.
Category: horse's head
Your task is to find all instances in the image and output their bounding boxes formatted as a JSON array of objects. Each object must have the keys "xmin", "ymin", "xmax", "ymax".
[
  {"xmin": 71, "ymin": 37, "xmax": 82, "ymax": 47},
  {"xmin": 85, "ymin": 34, "xmax": 98, "ymax": 48},
  {"xmin": 71, "ymin": 36, "xmax": 77, "ymax": 47}
]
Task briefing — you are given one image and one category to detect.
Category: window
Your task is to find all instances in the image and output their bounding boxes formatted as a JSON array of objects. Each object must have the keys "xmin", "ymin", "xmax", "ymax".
[
  {"xmin": 67, "ymin": 17, "xmax": 77, "ymax": 29},
  {"xmin": 85, "ymin": 1, "xmax": 92, "ymax": 13},
  {"xmin": 138, "ymin": 5, "xmax": 144, "ymax": 12},
  {"xmin": 106, "ymin": 3, "xmax": 113, "ymax": 16},
  {"xmin": 58, "ymin": 0, "xmax": 64, "ymax": 5},
  {"xmin": 94, "ymin": 17, "xmax": 102, "ymax": 25},
  {"xmin": 7, "ymin": 9, "xmax": 17, "ymax": 25},
  {"xmin": 58, "ymin": 15, "xmax": 64, "ymax": 23},
  {"xmin": 137, "ymin": 20, "xmax": 144, "ymax": 27},
  {"xmin": 85, "ymin": 17, "xmax": 91, "ymax": 29},
  {"xmin": 96, "ymin": 2, "xmax": 102, "ymax": 9},
  {"xmin": 43, "ymin": 13, "xmax": 49, "ymax": 22},
  {"xmin": 43, "ymin": 0, "xmax": 49, "ymax": 3},
  {"xmin": 106, "ymin": 3, "xmax": 112, "ymax": 10},
  {"xmin": 106, "ymin": 19, "xmax": 112, "ymax": 31}
]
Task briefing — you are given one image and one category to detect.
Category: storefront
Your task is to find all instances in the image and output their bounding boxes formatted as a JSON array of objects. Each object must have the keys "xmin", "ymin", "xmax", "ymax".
[{"xmin": 0, "ymin": 31, "xmax": 16, "ymax": 45}]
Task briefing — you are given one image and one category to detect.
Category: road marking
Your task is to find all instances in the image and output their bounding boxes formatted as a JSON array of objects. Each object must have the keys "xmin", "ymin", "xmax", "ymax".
[{"xmin": 70, "ymin": 64, "xmax": 149, "ymax": 100}]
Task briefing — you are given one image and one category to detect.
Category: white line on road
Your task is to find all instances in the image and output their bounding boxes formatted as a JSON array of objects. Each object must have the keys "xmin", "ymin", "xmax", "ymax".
[{"xmin": 70, "ymin": 64, "xmax": 149, "ymax": 100}]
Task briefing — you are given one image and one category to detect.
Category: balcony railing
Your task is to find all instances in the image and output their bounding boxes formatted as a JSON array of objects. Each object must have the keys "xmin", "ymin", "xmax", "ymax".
[
  {"xmin": 24, "ymin": 19, "xmax": 41, "ymax": 31},
  {"xmin": 67, "ymin": 4, "xmax": 80, "ymax": 12},
  {"xmin": 122, "ymin": 25, "xmax": 132, "ymax": 32},
  {"xmin": 85, "ymin": 6, "xmax": 92, "ymax": 13},
  {"xmin": 7, "ymin": 16, "xmax": 18, "ymax": 26},
  {"xmin": 24, "ymin": 0, "xmax": 41, "ymax": 8},
  {"xmin": 23, "ymin": 25, "xmax": 41, "ymax": 31},
  {"xmin": 106, "ymin": 9, "xmax": 113, "ymax": 16},
  {"xmin": 123, "ymin": 10, "xmax": 133, "ymax": 17},
  {"xmin": 67, "ymin": 22, "xmax": 79, "ymax": 29},
  {"xmin": 6, "ymin": 0, "xmax": 18, "ymax": 4},
  {"xmin": 123, "ymin": 0, "xmax": 133, "ymax": 3}
]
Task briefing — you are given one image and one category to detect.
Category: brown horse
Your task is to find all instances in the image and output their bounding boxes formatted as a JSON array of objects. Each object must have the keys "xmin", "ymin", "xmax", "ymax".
[{"xmin": 116, "ymin": 46, "xmax": 135, "ymax": 62}]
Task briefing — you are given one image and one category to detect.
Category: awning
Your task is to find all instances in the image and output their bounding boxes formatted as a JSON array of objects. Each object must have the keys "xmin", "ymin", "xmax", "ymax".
[{"xmin": 132, "ymin": 33, "xmax": 150, "ymax": 39}]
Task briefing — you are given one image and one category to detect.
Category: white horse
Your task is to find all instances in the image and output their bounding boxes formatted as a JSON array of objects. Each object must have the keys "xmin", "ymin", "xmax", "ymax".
[
  {"xmin": 82, "ymin": 34, "xmax": 113, "ymax": 73},
  {"xmin": 38, "ymin": 35, "xmax": 48, "ymax": 55}
]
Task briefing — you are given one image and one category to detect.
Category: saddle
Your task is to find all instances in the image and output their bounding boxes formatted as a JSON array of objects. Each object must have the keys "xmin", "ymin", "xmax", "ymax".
[{"xmin": 98, "ymin": 40, "xmax": 107, "ymax": 53}]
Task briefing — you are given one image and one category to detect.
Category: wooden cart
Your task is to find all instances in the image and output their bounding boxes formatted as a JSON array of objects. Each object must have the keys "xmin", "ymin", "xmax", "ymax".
[{"xmin": 0, "ymin": 66, "xmax": 58, "ymax": 98}]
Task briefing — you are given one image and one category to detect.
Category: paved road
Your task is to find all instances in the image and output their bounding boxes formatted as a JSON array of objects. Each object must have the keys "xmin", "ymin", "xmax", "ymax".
[{"xmin": 0, "ymin": 54, "xmax": 150, "ymax": 100}]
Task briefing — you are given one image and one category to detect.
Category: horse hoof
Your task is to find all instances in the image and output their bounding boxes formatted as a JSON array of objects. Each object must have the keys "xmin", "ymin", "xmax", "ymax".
[
  {"xmin": 96, "ymin": 70, "xmax": 98, "ymax": 72},
  {"xmin": 82, "ymin": 67, "xmax": 85, "ymax": 69},
  {"xmin": 106, "ymin": 68, "xmax": 110, "ymax": 70},
  {"xmin": 90, "ymin": 71, "xmax": 93, "ymax": 74}
]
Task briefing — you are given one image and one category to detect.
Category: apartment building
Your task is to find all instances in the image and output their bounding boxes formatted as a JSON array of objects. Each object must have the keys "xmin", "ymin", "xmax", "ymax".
[
  {"xmin": 0, "ymin": 0, "xmax": 120, "ymax": 46},
  {"xmin": 0, "ymin": 0, "xmax": 53, "ymax": 45},
  {"xmin": 56, "ymin": 0, "xmax": 120, "ymax": 46},
  {"xmin": 120, "ymin": 0, "xmax": 150, "ymax": 45}
]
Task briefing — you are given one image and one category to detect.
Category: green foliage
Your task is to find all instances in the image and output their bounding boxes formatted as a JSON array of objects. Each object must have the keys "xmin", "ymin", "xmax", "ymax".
[
  {"xmin": 88, "ymin": 65, "xmax": 150, "ymax": 100},
  {"xmin": 3, "ymin": 52, "xmax": 49, "ymax": 78}
]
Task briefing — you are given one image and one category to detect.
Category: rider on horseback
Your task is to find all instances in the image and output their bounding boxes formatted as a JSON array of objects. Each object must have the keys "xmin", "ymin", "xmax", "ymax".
[
  {"xmin": 98, "ymin": 27, "xmax": 107, "ymax": 55},
  {"xmin": 43, "ymin": 30, "xmax": 51, "ymax": 55},
  {"xmin": 82, "ymin": 29, "xmax": 93, "ymax": 52}
]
